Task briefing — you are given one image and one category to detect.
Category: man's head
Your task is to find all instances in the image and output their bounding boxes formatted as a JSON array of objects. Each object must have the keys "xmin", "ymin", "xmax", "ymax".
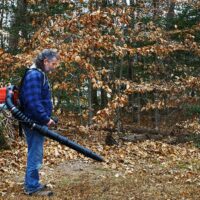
[{"xmin": 35, "ymin": 49, "xmax": 59, "ymax": 72}]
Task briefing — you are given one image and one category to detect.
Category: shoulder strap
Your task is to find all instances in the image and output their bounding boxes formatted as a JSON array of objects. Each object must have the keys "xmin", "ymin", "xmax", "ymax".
[
  {"xmin": 19, "ymin": 66, "xmax": 46, "ymax": 91},
  {"xmin": 31, "ymin": 68, "xmax": 46, "ymax": 86},
  {"xmin": 29, "ymin": 64, "xmax": 46, "ymax": 86},
  {"xmin": 18, "ymin": 68, "xmax": 30, "ymax": 92}
]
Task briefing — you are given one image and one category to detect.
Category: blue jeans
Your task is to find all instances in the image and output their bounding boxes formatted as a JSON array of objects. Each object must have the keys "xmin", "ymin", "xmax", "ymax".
[{"xmin": 24, "ymin": 126, "xmax": 45, "ymax": 194}]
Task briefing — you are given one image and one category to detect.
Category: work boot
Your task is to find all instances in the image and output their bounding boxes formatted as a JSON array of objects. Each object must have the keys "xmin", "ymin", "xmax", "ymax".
[
  {"xmin": 25, "ymin": 186, "xmax": 53, "ymax": 197},
  {"xmin": 30, "ymin": 189, "xmax": 53, "ymax": 197}
]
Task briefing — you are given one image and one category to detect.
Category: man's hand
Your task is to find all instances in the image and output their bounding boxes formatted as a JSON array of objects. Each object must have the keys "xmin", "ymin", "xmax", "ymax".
[
  {"xmin": 51, "ymin": 116, "xmax": 58, "ymax": 124},
  {"xmin": 47, "ymin": 118, "xmax": 56, "ymax": 127}
]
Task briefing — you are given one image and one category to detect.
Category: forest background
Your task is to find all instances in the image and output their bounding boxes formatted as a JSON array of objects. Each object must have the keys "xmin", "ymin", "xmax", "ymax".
[
  {"xmin": 1, "ymin": 0, "xmax": 200, "ymax": 132},
  {"xmin": 0, "ymin": 0, "xmax": 200, "ymax": 199}
]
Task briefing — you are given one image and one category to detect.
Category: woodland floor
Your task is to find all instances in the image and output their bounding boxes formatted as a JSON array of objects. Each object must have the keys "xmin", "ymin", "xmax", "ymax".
[{"xmin": 0, "ymin": 126, "xmax": 200, "ymax": 200}]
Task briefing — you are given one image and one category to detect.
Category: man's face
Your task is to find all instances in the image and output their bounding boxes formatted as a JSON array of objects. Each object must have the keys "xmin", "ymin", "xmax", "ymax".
[{"xmin": 44, "ymin": 57, "xmax": 59, "ymax": 72}]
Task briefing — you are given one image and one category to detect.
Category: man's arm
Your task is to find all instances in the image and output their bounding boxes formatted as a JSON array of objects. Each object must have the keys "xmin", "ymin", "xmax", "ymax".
[{"xmin": 23, "ymin": 70, "xmax": 50, "ymax": 125}]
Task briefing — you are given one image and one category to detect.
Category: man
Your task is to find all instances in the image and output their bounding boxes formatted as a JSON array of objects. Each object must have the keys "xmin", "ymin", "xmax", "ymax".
[{"xmin": 19, "ymin": 49, "xmax": 59, "ymax": 196}]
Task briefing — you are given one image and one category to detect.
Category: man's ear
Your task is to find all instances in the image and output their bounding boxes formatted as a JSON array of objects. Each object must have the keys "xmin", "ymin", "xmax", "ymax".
[{"xmin": 43, "ymin": 58, "xmax": 48, "ymax": 65}]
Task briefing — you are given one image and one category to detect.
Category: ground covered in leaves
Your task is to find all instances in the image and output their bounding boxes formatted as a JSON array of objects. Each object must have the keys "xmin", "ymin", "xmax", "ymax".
[{"xmin": 0, "ymin": 128, "xmax": 200, "ymax": 200}]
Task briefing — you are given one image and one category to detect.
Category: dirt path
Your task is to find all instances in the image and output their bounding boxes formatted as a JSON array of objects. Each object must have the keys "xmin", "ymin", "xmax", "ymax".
[{"xmin": 2, "ymin": 158, "xmax": 200, "ymax": 200}]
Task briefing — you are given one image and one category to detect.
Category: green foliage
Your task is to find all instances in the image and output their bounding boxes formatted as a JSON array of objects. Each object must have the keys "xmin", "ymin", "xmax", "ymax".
[
  {"xmin": 183, "ymin": 104, "xmax": 200, "ymax": 116},
  {"xmin": 176, "ymin": 6, "xmax": 200, "ymax": 29},
  {"xmin": 48, "ymin": 3, "xmax": 69, "ymax": 15},
  {"xmin": 165, "ymin": 5, "xmax": 200, "ymax": 30},
  {"xmin": 185, "ymin": 134, "xmax": 200, "ymax": 148}
]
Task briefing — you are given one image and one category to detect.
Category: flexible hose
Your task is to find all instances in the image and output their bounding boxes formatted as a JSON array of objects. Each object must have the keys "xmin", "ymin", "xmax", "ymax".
[{"xmin": 6, "ymin": 86, "xmax": 104, "ymax": 162}]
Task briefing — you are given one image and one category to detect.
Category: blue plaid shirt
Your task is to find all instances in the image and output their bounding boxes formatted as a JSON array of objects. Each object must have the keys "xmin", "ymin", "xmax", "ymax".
[{"xmin": 19, "ymin": 67, "xmax": 52, "ymax": 125}]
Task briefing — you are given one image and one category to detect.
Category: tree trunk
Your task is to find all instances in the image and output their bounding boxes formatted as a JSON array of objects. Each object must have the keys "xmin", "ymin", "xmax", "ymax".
[
  {"xmin": 154, "ymin": 92, "xmax": 160, "ymax": 130},
  {"xmin": 88, "ymin": 78, "xmax": 93, "ymax": 125},
  {"xmin": 0, "ymin": 0, "xmax": 5, "ymax": 48},
  {"xmin": 128, "ymin": 52, "xmax": 133, "ymax": 80},
  {"xmin": 101, "ymin": 88, "xmax": 108, "ymax": 108},
  {"xmin": 92, "ymin": 87, "xmax": 99, "ymax": 110},
  {"xmin": 153, "ymin": 0, "xmax": 160, "ymax": 19},
  {"xmin": 166, "ymin": 0, "xmax": 175, "ymax": 29},
  {"xmin": 9, "ymin": 0, "xmax": 29, "ymax": 52},
  {"xmin": 0, "ymin": 0, "xmax": 4, "ymax": 29}
]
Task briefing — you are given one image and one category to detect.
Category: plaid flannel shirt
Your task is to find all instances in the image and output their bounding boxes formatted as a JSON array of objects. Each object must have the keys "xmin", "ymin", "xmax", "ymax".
[{"xmin": 19, "ymin": 66, "xmax": 52, "ymax": 125}]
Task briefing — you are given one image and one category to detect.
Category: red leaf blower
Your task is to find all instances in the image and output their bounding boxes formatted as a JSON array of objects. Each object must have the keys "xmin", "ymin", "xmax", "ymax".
[
  {"xmin": 0, "ymin": 85, "xmax": 104, "ymax": 162},
  {"xmin": 0, "ymin": 87, "xmax": 19, "ymax": 105}
]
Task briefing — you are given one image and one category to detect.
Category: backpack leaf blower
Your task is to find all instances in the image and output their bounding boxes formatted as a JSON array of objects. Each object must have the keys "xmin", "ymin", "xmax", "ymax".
[{"xmin": 0, "ymin": 85, "xmax": 104, "ymax": 162}]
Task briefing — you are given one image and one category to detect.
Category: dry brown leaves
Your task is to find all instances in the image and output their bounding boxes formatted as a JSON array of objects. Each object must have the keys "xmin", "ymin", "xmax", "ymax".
[{"xmin": 0, "ymin": 129, "xmax": 199, "ymax": 197}]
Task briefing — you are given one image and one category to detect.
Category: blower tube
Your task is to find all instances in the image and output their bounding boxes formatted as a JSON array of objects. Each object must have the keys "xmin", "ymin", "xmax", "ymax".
[{"xmin": 6, "ymin": 85, "xmax": 104, "ymax": 162}]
